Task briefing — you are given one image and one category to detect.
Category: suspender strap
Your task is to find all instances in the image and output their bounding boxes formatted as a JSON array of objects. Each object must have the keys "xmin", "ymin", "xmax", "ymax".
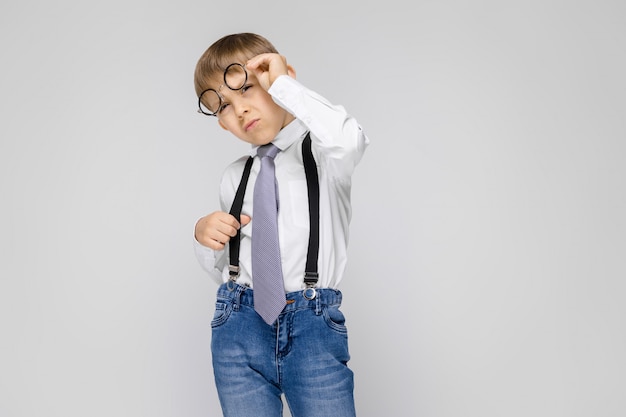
[
  {"xmin": 302, "ymin": 133, "xmax": 320, "ymax": 287},
  {"xmin": 227, "ymin": 133, "xmax": 320, "ymax": 287},
  {"xmin": 228, "ymin": 156, "xmax": 254, "ymax": 279}
]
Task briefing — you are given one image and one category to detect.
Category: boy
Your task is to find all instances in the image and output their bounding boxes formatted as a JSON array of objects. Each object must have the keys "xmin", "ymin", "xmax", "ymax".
[{"xmin": 192, "ymin": 33, "xmax": 369, "ymax": 417}]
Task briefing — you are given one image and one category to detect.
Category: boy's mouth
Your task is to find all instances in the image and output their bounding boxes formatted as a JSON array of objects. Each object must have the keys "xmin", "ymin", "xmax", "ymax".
[{"xmin": 245, "ymin": 119, "xmax": 259, "ymax": 131}]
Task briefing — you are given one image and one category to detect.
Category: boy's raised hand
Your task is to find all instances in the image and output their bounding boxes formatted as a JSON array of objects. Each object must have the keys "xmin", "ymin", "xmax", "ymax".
[
  {"xmin": 246, "ymin": 53, "xmax": 294, "ymax": 91},
  {"xmin": 195, "ymin": 211, "xmax": 251, "ymax": 250}
]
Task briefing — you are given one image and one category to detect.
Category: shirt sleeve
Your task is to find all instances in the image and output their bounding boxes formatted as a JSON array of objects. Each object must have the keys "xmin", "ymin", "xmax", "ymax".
[
  {"xmin": 193, "ymin": 237, "xmax": 227, "ymax": 285},
  {"xmin": 269, "ymin": 75, "xmax": 370, "ymax": 179}
]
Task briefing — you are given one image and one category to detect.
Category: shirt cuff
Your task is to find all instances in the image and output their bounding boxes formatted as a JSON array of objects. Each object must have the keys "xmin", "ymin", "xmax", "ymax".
[{"xmin": 193, "ymin": 236, "xmax": 217, "ymax": 266}]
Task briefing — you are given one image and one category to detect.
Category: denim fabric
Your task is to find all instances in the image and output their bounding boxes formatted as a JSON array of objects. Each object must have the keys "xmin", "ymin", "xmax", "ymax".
[{"xmin": 211, "ymin": 283, "xmax": 356, "ymax": 417}]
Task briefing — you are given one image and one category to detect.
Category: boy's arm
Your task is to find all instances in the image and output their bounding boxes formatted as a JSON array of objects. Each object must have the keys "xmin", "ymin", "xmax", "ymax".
[
  {"xmin": 270, "ymin": 75, "xmax": 369, "ymax": 177},
  {"xmin": 193, "ymin": 237, "xmax": 224, "ymax": 284},
  {"xmin": 247, "ymin": 53, "xmax": 369, "ymax": 178}
]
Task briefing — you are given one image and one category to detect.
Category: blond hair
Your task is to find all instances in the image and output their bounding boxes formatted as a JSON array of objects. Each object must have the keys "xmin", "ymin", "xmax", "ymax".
[{"xmin": 194, "ymin": 33, "xmax": 279, "ymax": 96}]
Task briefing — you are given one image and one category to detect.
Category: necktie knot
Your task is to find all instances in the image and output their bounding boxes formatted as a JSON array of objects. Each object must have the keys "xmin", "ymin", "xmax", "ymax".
[{"xmin": 257, "ymin": 143, "xmax": 280, "ymax": 159}]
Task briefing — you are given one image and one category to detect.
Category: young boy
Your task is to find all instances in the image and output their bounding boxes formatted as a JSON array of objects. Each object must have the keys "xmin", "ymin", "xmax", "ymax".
[{"xmin": 192, "ymin": 32, "xmax": 369, "ymax": 417}]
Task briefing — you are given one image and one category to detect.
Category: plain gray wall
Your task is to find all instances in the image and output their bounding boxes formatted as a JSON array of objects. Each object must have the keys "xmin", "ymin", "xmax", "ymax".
[{"xmin": 1, "ymin": 1, "xmax": 625, "ymax": 416}]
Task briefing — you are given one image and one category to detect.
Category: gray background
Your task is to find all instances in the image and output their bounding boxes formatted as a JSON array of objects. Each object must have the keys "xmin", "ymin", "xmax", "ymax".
[{"xmin": 1, "ymin": 1, "xmax": 625, "ymax": 416}]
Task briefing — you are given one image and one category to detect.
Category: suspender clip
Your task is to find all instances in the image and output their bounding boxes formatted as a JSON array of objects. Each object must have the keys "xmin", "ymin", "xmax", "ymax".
[
  {"xmin": 227, "ymin": 265, "xmax": 240, "ymax": 291},
  {"xmin": 228, "ymin": 265, "xmax": 240, "ymax": 279},
  {"xmin": 303, "ymin": 271, "xmax": 318, "ymax": 300}
]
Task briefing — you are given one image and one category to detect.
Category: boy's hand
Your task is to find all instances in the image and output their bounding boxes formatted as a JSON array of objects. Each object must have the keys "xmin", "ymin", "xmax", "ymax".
[
  {"xmin": 195, "ymin": 211, "xmax": 251, "ymax": 250},
  {"xmin": 246, "ymin": 53, "xmax": 292, "ymax": 91}
]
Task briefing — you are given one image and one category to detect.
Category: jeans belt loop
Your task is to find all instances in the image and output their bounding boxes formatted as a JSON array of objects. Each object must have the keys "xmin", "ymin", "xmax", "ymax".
[
  {"xmin": 233, "ymin": 284, "xmax": 245, "ymax": 311},
  {"xmin": 315, "ymin": 294, "xmax": 322, "ymax": 316}
]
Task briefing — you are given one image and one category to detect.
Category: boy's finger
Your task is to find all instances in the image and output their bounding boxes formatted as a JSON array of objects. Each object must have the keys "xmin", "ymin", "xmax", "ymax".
[
  {"xmin": 247, "ymin": 52, "xmax": 269, "ymax": 64},
  {"xmin": 239, "ymin": 214, "xmax": 251, "ymax": 226}
]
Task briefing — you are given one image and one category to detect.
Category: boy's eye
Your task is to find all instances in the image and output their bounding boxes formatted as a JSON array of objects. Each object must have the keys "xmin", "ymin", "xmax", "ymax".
[
  {"xmin": 217, "ymin": 103, "xmax": 230, "ymax": 114},
  {"xmin": 217, "ymin": 85, "xmax": 251, "ymax": 115}
]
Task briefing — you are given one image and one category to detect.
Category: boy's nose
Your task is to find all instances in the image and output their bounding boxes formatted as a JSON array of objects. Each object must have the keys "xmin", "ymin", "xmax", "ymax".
[{"xmin": 234, "ymin": 101, "xmax": 249, "ymax": 117}]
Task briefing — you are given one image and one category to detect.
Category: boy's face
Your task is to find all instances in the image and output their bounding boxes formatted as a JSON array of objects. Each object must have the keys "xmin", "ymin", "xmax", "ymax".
[{"xmin": 210, "ymin": 68, "xmax": 295, "ymax": 146}]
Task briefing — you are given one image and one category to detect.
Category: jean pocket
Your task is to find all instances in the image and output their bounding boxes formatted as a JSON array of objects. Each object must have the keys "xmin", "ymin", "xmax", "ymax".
[
  {"xmin": 322, "ymin": 305, "xmax": 348, "ymax": 335},
  {"xmin": 211, "ymin": 300, "xmax": 232, "ymax": 328}
]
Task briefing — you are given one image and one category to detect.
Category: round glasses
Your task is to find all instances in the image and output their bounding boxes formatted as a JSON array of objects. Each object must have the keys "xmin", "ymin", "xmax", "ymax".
[{"xmin": 197, "ymin": 63, "xmax": 248, "ymax": 117}]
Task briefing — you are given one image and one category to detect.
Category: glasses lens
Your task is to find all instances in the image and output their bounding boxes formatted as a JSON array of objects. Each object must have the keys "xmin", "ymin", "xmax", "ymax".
[
  {"xmin": 224, "ymin": 63, "xmax": 247, "ymax": 90},
  {"xmin": 198, "ymin": 89, "xmax": 221, "ymax": 115}
]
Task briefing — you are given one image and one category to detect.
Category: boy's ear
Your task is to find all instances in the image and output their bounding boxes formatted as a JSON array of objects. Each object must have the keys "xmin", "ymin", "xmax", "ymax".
[{"xmin": 287, "ymin": 64, "xmax": 296, "ymax": 79}]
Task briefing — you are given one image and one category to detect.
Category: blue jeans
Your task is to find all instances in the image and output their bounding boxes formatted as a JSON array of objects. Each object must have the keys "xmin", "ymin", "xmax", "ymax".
[{"xmin": 211, "ymin": 283, "xmax": 356, "ymax": 417}]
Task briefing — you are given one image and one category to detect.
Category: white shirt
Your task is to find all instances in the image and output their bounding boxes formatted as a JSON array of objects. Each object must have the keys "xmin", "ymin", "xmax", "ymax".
[{"xmin": 194, "ymin": 75, "xmax": 370, "ymax": 292}]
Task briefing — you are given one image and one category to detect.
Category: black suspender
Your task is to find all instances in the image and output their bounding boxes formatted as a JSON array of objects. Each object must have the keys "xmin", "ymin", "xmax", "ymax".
[
  {"xmin": 228, "ymin": 133, "xmax": 320, "ymax": 291},
  {"xmin": 227, "ymin": 156, "xmax": 254, "ymax": 280},
  {"xmin": 302, "ymin": 134, "xmax": 320, "ymax": 288}
]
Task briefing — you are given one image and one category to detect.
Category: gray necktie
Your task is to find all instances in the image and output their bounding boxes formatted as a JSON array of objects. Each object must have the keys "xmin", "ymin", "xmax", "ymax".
[{"xmin": 252, "ymin": 143, "xmax": 286, "ymax": 325}]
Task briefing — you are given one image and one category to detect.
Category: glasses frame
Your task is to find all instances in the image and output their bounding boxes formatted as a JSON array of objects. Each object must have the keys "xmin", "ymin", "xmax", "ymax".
[{"xmin": 197, "ymin": 63, "xmax": 249, "ymax": 117}]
